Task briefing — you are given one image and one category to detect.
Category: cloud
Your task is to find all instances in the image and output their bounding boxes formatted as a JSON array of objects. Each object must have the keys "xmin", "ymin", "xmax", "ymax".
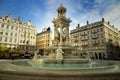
[
  {"xmin": 35, "ymin": 0, "xmax": 120, "ymax": 33},
  {"xmin": 68, "ymin": 0, "xmax": 120, "ymax": 31},
  {"xmin": 102, "ymin": 1, "xmax": 120, "ymax": 30}
]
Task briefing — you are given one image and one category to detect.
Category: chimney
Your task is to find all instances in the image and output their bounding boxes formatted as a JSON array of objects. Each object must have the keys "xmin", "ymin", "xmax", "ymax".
[
  {"xmin": 78, "ymin": 24, "xmax": 80, "ymax": 27},
  {"xmin": 76, "ymin": 24, "xmax": 80, "ymax": 29},
  {"xmin": 102, "ymin": 18, "xmax": 105, "ymax": 22},
  {"xmin": 18, "ymin": 16, "xmax": 21, "ymax": 22},
  {"xmin": 108, "ymin": 21, "xmax": 110, "ymax": 25},
  {"xmin": 8, "ymin": 13, "xmax": 12, "ymax": 20},
  {"xmin": 87, "ymin": 21, "xmax": 89, "ymax": 25}
]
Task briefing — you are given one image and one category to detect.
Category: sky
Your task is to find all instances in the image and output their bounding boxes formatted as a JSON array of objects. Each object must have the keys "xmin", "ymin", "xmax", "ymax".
[{"xmin": 0, "ymin": 0, "xmax": 120, "ymax": 33}]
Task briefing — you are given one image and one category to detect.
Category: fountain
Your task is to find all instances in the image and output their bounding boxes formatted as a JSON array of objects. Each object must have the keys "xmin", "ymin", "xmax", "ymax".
[{"xmin": 0, "ymin": 4, "xmax": 120, "ymax": 80}]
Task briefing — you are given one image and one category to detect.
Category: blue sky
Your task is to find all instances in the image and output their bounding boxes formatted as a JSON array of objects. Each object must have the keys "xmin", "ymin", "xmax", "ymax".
[{"xmin": 0, "ymin": 0, "xmax": 120, "ymax": 32}]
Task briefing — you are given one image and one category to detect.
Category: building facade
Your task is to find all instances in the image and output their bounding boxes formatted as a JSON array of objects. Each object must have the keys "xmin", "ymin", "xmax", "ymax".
[
  {"xmin": 36, "ymin": 27, "xmax": 52, "ymax": 50},
  {"xmin": 70, "ymin": 18, "xmax": 120, "ymax": 59},
  {"xmin": 0, "ymin": 14, "xmax": 36, "ymax": 52}
]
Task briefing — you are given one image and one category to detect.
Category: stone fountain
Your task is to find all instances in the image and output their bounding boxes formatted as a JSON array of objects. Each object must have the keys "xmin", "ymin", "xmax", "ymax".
[
  {"xmin": 31, "ymin": 4, "xmax": 91, "ymax": 64},
  {"xmin": 43, "ymin": 4, "xmax": 77, "ymax": 58}
]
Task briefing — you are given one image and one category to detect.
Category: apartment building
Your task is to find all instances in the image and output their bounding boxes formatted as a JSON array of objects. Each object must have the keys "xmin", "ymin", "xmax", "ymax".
[
  {"xmin": 36, "ymin": 27, "xmax": 52, "ymax": 50},
  {"xmin": 70, "ymin": 18, "xmax": 120, "ymax": 59},
  {"xmin": 0, "ymin": 14, "xmax": 36, "ymax": 52}
]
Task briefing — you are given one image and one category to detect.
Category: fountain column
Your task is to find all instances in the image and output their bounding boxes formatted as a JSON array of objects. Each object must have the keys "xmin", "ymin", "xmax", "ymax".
[
  {"xmin": 66, "ymin": 25, "xmax": 69, "ymax": 42},
  {"xmin": 60, "ymin": 25, "xmax": 63, "ymax": 45},
  {"xmin": 54, "ymin": 25, "xmax": 56, "ymax": 38}
]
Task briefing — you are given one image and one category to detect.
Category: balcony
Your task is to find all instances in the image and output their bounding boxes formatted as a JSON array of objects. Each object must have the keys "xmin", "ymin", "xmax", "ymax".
[
  {"xmin": 80, "ymin": 34, "xmax": 87, "ymax": 36},
  {"xmin": 73, "ymin": 35, "xmax": 78, "ymax": 38},
  {"xmin": 92, "ymin": 36, "xmax": 99, "ymax": 39},
  {"xmin": 92, "ymin": 42, "xmax": 99, "ymax": 45},
  {"xmin": 91, "ymin": 31, "xmax": 98, "ymax": 34},
  {"xmin": 74, "ymin": 39, "xmax": 79, "ymax": 43},
  {"xmin": 81, "ymin": 44, "xmax": 89, "ymax": 47},
  {"xmin": 81, "ymin": 38, "xmax": 88, "ymax": 41}
]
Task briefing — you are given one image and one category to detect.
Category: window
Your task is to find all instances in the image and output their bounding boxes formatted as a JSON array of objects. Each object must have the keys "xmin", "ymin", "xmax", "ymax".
[
  {"xmin": 0, "ymin": 32, "xmax": 3, "ymax": 34},
  {"xmin": 5, "ymin": 32, "xmax": 8, "ymax": 35},
  {"xmin": 91, "ymin": 30, "xmax": 92, "ymax": 34},
  {"xmin": 87, "ymin": 31, "xmax": 89, "ymax": 34},
  {"xmin": 20, "ymin": 40, "xmax": 22, "ymax": 43},
  {"xmin": 0, "ymin": 37, "xmax": 2, "ymax": 41},
  {"xmin": 23, "ymin": 40, "xmax": 25, "ymax": 43},
  {"xmin": 15, "ymin": 27, "xmax": 17, "ymax": 30},
  {"xmin": 21, "ymin": 34, "xmax": 23, "ymax": 37},
  {"xmin": 100, "ymin": 28, "xmax": 103, "ymax": 32},
  {"xmin": 91, "ymin": 36, "xmax": 92, "ymax": 39},
  {"xmin": 11, "ymin": 26, "xmax": 13, "ymax": 30},
  {"xmin": 87, "ymin": 36, "xmax": 89, "ymax": 39},
  {"xmin": 97, "ymin": 34, "xmax": 99, "ymax": 38},
  {"xmin": 97, "ymin": 29, "xmax": 99, "ymax": 32},
  {"xmin": 5, "ymin": 37, "xmax": 7, "ymax": 42},
  {"xmin": 101, "ymin": 33, "xmax": 104, "ymax": 38},
  {"xmin": 10, "ymin": 38, "xmax": 12, "ymax": 42},
  {"xmin": 14, "ymin": 39, "xmax": 16, "ymax": 43},
  {"xmin": 102, "ymin": 46, "xmax": 104, "ymax": 50},
  {"xmin": 7, "ymin": 20, "xmax": 9, "ymax": 22},
  {"xmin": 2, "ymin": 24, "xmax": 4, "ymax": 28},
  {"xmin": 101, "ymin": 40, "xmax": 104, "ymax": 44}
]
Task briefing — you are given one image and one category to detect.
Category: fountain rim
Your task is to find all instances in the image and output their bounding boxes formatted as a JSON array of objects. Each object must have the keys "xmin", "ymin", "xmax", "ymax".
[
  {"xmin": 10, "ymin": 61, "xmax": 116, "ymax": 70},
  {"xmin": 0, "ymin": 60, "xmax": 120, "ymax": 75}
]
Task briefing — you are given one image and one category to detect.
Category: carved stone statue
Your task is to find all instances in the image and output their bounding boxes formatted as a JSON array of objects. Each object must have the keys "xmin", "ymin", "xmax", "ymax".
[
  {"xmin": 33, "ymin": 49, "xmax": 39, "ymax": 59},
  {"xmin": 54, "ymin": 28, "xmax": 60, "ymax": 45},
  {"xmin": 63, "ymin": 28, "xmax": 67, "ymax": 42},
  {"xmin": 55, "ymin": 46, "xmax": 64, "ymax": 61}
]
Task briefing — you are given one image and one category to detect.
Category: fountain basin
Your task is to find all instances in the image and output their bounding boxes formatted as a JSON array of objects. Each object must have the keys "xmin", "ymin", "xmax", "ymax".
[
  {"xmin": 0, "ymin": 60, "xmax": 120, "ymax": 80},
  {"xmin": 10, "ymin": 62, "xmax": 117, "ymax": 73},
  {"xmin": 9, "ymin": 60, "xmax": 118, "ymax": 73}
]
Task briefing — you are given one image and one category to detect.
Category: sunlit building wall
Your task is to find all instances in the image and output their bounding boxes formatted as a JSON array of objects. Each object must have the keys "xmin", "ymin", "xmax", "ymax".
[
  {"xmin": 36, "ymin": 27, "xmax": 52, "ymax": 50},
  {"xmin": 0, "ymin": 14, "xmax": 36, "ymax": 52},
  {"xmin": 70, "ymin": 18, "xmax": 120, "ymax": 59}
]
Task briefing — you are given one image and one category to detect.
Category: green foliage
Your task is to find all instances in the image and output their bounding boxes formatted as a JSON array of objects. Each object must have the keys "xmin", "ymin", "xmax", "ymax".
[{"xmin": 0, "ymin": 46, "xmax": 10, "ymax": 58}]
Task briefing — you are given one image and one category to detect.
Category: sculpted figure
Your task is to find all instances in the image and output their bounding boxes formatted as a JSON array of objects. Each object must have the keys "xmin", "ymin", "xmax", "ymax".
[
  {"xmin": 63, "ymin": 28, "xmax": 67, "ymax": 42},
  {"xmin": 54, "ymin": 28, "xmax": 60, "ymax": 45},
  {"xmin": 55, "ymin": 47, "xmax": 64, "ymax": 61},
  {"xmin": 33, "ymin": 49, "xmax": 39, "ymax": 59}
]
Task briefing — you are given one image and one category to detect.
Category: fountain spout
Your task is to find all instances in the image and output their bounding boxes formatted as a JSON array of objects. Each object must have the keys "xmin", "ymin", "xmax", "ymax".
[
  {"xmin": 55, "ymin": 46, "xmax": 64, "ymax": 64},
  {"xmin": 33, "ymin": 49, "xmax": 39, "ymax": 59}
]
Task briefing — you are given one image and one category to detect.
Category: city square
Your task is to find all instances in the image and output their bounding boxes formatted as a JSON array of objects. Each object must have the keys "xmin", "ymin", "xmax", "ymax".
[{"xmin": 0, "ymin": 0, "xmax": 120, "ymax": 80}]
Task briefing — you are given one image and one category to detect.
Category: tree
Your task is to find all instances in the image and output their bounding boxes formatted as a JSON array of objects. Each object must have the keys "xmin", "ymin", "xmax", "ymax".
[{"xmin": 0, "ymin": 46, "xmax": 10, "ymax": 58}]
